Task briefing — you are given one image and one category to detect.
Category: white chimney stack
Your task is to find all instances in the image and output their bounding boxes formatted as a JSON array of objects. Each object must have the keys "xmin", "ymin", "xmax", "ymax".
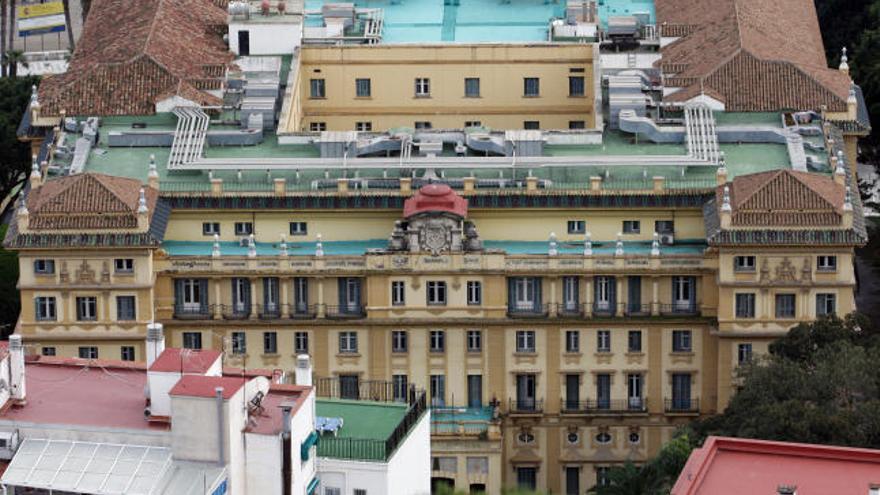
[
  {"xmin": 295, "ymin": 354, "xmax": 313, "ymax": 387},
  {"xmin": 146, "ymin": 322, "xmax": 165, "ymax": 369},
  {"xmin": 9, "ymin": 335, "xmax": 26, "ymax": 401}
]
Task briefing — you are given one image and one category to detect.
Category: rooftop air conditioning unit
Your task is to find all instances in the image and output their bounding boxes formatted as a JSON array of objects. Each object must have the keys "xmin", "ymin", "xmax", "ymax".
[
  {"xmin": 239, "ymin": 237, "xmax": 252, "ymax": 248},
  {"xmin": 659, "ymin": 233, "xmax": 675, "ymax": 246},
  {"xmin": 0, "ymin": 430, "xmax": 20, "ymax": 460}
]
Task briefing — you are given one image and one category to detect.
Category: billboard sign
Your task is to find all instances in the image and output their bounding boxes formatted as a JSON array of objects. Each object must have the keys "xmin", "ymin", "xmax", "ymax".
[{"xmin": 17, "ymin": 2, "xmax": 66, "ymax": 37}]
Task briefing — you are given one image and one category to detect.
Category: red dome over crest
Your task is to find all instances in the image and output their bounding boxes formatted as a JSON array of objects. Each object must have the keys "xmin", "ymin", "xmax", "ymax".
[{"xmin": 403, "ymin": 184, "xmax": 468, "ymax": 218}]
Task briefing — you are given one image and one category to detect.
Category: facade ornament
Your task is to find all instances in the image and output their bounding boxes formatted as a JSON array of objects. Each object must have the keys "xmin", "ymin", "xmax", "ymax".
[
  {"xmin": 615, "ymin": 232, "xmax": 624, "ymax": 256},
  {"xmin": 29, "ymin": 84, "xmax": 38, "ymax": 108},
  {"xmin": 759, "ymin": 258, "xmax": 771, "ymax": 283},
  {"xmin": 137, "ymin": 188, "xmax": 148, "ymax": 214},
  {"xmin": 721, "ymin": 185, "xmax": 732, "ymax": 212},
  {"xmin": 583, "ymin": 231, "xmax": 592, "ymax": 256},
  {"xmin": 59, "ymin": 261, "xmax": 69, "ymax": 283},
  {"xmin": 844, "ymin": 186, "xmax": 853, "ymax": 211},
  {"xmin": 101, "ymin": 260, "xmax": 111, "ymax": 283},
  {"xmin": 212, "ymin": 234, "xmax": 221, "ymax": 258},
  {"xmin": 651, "ymin": 232, "xmax": 660, "ymax": 256},
  {"xmin": 801, "ymin": 257, "xmax": 812, "ymax": 282},
  {"xmin": 75, "ymin": 260, "xmax": 96, "ymax": 283},
  {"xmin": 774, "ymin": 257, "xmax": 798, "ymax": 283},
  {"xmin": 247, "ymin": 234, "xmax": 256, "ymax": 258},
  {"xmin": 548, "ymin": 232, "xmax": 558, "ymax": 256},
  {"xmin": 839, "ymin": 46, "xmax": 849, "ymax": 73},
  {"xmin": 279, "ymin": 234, "xmax": 288, "ymax": 257},
  {"xmin": 315, "ymin": 233, "xmax": 324, "ymax": 257}
]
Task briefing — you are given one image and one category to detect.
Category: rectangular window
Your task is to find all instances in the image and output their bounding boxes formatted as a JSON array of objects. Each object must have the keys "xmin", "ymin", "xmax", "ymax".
[
  {"xmin": 464, "ymin": 120, "xmax": 482, "ymax": 128},
  {"xmin": 509, "ymin": 277, "xmax": 541, "ymax": 311},
  {"xmin": 429, "ymin": 330, "xmax": 445, "ymax": 352},
  {"xmin": 817, "ymin": 255, "xmax": 838, "ymax": 271},
  {"xmin": 339, "ymin": 331, "xmax": 358, "ymax": 353},
  {"xmin": 523, "ymin": 77, "xmax": 540, "ymax": 97},
  {"xmin": 114, "ymin": 258, "xmax": 134, "ymax": 273},
  {"xmin": 596, "ymin": 374, "xmax": 611, "ymax": 408},
  {"xmin": 467, "ymin": 457, "xmax": 489, "ymax": 475},
  {"xmin": 76, "ymin": 296, "xmax": 97, "ymax": 321},
  {"xmin": 467, "ymin": 281, "xmax": 482, "ymax": 306},
  {"xmin": 433, "ymin": 456, "xmax": 457, "ymax": 473},
  {"xmin": 78, "ymin": 346, "xmax": 98, "ymax": 359},
  {"xmin": 391, "ymin": 330, "xmax": 408, "ymax": 353},
  {"xmin": 565, "ymin": 330, "xmax": 580, "ymax": 353},
  {"xmin": 234, "ymin": 222, "xmax": 253, "ymax": 236},
  {"xmin": 467, "ymin": 374, "xmax": 482, "ymax": 407},
  {"xmin": 569, "ymin": 76, "xmax": 585, "ymax": 96},
  {"xmin": 567, "ymin": 220, "xmax": 586, "ymax": 234},
  {"xmin": 464, "ymin": 77, "xmax": 480, "ymax": 97},
  {"xmin": 427, "ymin": 281, "xmax": 447, "ymax": 306},
  {"xmin": 523, "ymin": 121, "xmax": 540, "ymax": 130},
  {"xmin": 355, "ymin": 122, "xmax": 372, "ymax": 132},
  {"xmin": 734, "ymin": 256, "xmax": 756, "ymax": 272},
  {"xmin": 430, "ymin": 374, "xmax": 446, "ymax": 407},
  {"xmin": 415, "ymin": 78, "xmax": 430, "ymax": 97},
  {"xmin": 467, "ymin": 330, "xmax": 482, "ymax": 352},
  {"xmin": 355, "ymin": 78, "xmax": 371, "ymax": 97},
  {"xmin": 116, "ymin": 296, "xmax": 136, "ymax": 321},
  {"xmin": 33, "ymin": 259, "xmax": 55, "ymax": 274},
  {"xmin": 672, "ymin": 276, "xmax": 696, "ymax": 312},
  {"xmin": 325, "ymin": 488, "xmax": 341, "ymax": 495},
  {"xmin": 564, "ymin": 374, "xmax": 580, "ymax": 410},
  {"xmin": 562, "ymin": 276, "xmax": 579, "ymax": 312},
  {"xmin": 655, "ymin": 220, "xmax": 675, "ymax": 234},
  {"xmin": 738, "ymin": 343, "xmax": 753, "ymax": 364},
  {"xmin": 623, "ymin": 220, "xmax": 641, "ymax": 234},
  {"xmin": 289, "ymin": 222, "xmax": 307, "ymax": 236},
  {"xmin": 35, "ymin": 296, "xmax": 57, "ymax": 321},
  {"xmin": 735, "ymin": 293, "xmax": 756, "ymax": 318},
  {"xmin": 596, "ymin": 467, "xmax": 611, "ymax": 487},
  {"xmin": 263, "ymin": 331, "xmax": 277, "ymax": 354},
  {"xmin": 596, "ymin": 330, "xmax": 611, "ymax": 353},
  {"xmin": 294, "ymin": 332, "xmax": 309, "ymax": 354},
  {"xmin": 232, "ymin": 332, "xmax": 246, "ymax": 355},
  {"xmin": 671, "ymin": 373, "xmax": 692, "ymax": 410},
  {"xmin": 627, "ymin": 373, "xmax": 644, "ymax": 407},
  {"xmin": 354, "ymin": 489, "xmax": 367, "ymax": 495},
  {"xmin": 293, "ymin": 278, "xmax": 309, "ymax": 314},
  {"xmin": 628, "ymin": 330, "xmax": 642, "ymax": 352},
  {"xmin": 183, "ymin": 332, "xmax": 202, "ymax": 350},
  {"xmin": 816, "ymin": 293, "xmax": 837, "ymax": 316},
  {"xmin": 414, "ymin": 121, "xmax": 432, "ymax": 129},
  {"xmin": 672, "ymin": 330, "xmax": 692, "ymax": 352},
  {"xmin": 594, "ymin": 276, "xmax": 615, "ymax": 313},
  {"xmin": 391, "ymin": 281, "xmax": 406, "ymax": 306},
  {"xmin": 41, "ymin": 347, "xmax": 56, "ymax": 356},
  {"xmin": 309, "ymin": 122, "xmax": 327, "ymax": 132},
  {"xmin": 517, "ymin": 467, "xmax": 537, "ymax": 490},
  {"xmin": 516, "ymin": 330, "xmax": 536, "ymax": 353},
  {"xmin": 568, "ymin": 120, "xmax": 586, "ymax": 129},
  {"xmin": 565, "ymin": 466, "xmax": 580, "ymax": 495},
  {"xmin": 339, "ymin": 375, "xmax": 359, "ymax": 400},
  {"xmin": 202, "ymin": 222, "xmax": 220, "ymax": 236},
  {"xmin": 121, "ymin": 346, "xmax": 135, "ymax": 361},
  {"xmin": 392, "ymin": 374, "xmax": 408, "ymax": 402},
  {"xmin": 310, "ymin": 78, "xmax": 325, "ymax": 98},
  {"xmin": 775, "ymin": 293, "xmax": 796, "ymax": 318}
]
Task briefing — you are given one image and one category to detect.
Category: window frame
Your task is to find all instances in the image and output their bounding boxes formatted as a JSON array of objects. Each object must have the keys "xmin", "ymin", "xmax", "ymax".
[
  {"xmin": 516, "ymin": 330, "xmax": 536, "ymax": 353},
  {"xmin": 121, "ymin": 346, "xmax": 135, "ymax": 362},
  {"xmin": 391, "ymin": 330, "xmax": 408, "ymax": 353},
  {"xmin": 426, "ymin": 281, "xmax": 448, "ymax": 306},
  {"xmin": 355, "ymin": 78, "xmax": 371, "ymax": 98},
  {"xmin": 567, "ymin": 220, "xmax": 586, "ymax": 234},
  {"xmin": 78, "ymin": 346, "xmax": 98, "ymax": 360},
  {"xmin": 464, "ymin": 77, "xmax": 480, "ymax": 98},
  {"xmin": 231, "ymin": 331, "xmax": 247, "ymax": 355},
  {"xmin": 309, "ymin": 78, "xmax": 326, "ymax": 98},
  {"xmin": 202, "ymin": 222, "xmax": 220, "ymax": 236},
  {"xmin": 289, "ymin": 221, "xmax": 307, "ymax": 236},
  {"xmin": 35, "ymin": 296, "xmax": 57, "ymax": 321},
  {"xmin": 596, "ymin": 330, "xmax": 611, "ymax": 353},
  {"xmin": 523, "ymin": 121, "xmax": 540, "ymax": 130},
  {"xmin": 234, "ymin": 222, "xmax": 253, "ymax": 236},
  {"xmin": 183, "ymin": 331, "xmax": 203, "ymax": 350},
  {"xmin": 294, "ymin": 331, "xmax": 309, "ymax": 354},
  {"xmin": 116, "ymin": 295, "xmax": 136, "ymax": 321},
  {"xmin": 309, "ymin": 122, "xmax": 327, "ymax": 132},
  {"xmin": 523, "ymin": 77, "xmax": 540, "ymax": 97},
  {"xmin": 339, "ymin": 331, "xmax": 358, "ymax": 354},
  {"xmin": 737, "ymin": 343, "xmax": 753, "ymax": 364},
  {"xmin": 735, "ymin": 293, "xmax": 756, "ymax": 318},
  {"xmin": 391, "ymin": 281, "xmax": 406, "ymax": 306},
  {"xmin": 76, "ymin": 296, "xmax": 98, "ymax": 322},
  {"xmin": 565, "ymin": 330, "xmax": 580, "ymax": 353},
  {"xmin": 414, "ymin": 77, "xmax": 430, "ymax": 97},
  {"xmin": 817, "ymin": 255, "xmax": 838, "ymax": 272},
  {"xmin": 734, "ymin": 255, "xmax": 756, "ymax": 272},
  {"xmin": 355, "ymin": 121, "xmax": 372, "ymax": 132},
  {"xmin": 775, "ymin": 293, "xmax": 796, "ymax": 319},
  {"xmin": 672, "ymin": 330, "xmax": 692, "ymax": 353},
  {"xmin": 816, "ymin": 293, "xmax": 837, "ymax": 316},
  {"xmin": 627, "ymin": 330, "xmax": 642, "ymax": 353},
  {"xmin": 568, "ymin": 75, "xmax": 585, "ymax": 97},
  {"xmin": 466, "ymin": 281, "xmax": 482, "ymax": 306},
  {"xmin": 263, "ymin": 331, "xmax": 278, "ymax": 355},
  {"xmin": 622, "ymin": 220, "xmax": 641, "ymax": 234},
  {"xmin": 114, "ymin": 258, "xmax": 134, "ymax": 273},
  {"xmin": 429, "ymin": 330, "xmax": 446, "ymax": 353},
  {"xmin": 33, "ymin": 259, "xmax": 55, "ymax": 275},
  {"xmin": 467, "ymin": 330, "xmax": 482, "ymax": 352}
]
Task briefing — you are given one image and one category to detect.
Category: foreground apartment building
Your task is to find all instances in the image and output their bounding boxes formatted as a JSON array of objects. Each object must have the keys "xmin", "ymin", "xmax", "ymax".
[{"xmin": 10, "ymin": 0, "xmax": 870, "ymax": 492}]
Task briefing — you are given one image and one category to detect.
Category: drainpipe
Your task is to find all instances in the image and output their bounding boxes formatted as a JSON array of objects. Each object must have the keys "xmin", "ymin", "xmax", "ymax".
[
  {"xmin": 215, "ymin": 387, "xmax": 225, "ymax": 466},
  {"xmin": 281, "ymin": 405, "xmax": 292, "ymax": 495}
]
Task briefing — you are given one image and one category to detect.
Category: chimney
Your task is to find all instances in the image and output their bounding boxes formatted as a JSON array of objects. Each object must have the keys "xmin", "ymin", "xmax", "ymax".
[
  {"xmin": 147, "ymin": 154, "xmax": 160, "ymax": 190},
  {"xmin": 137, "ymin": 187, "xmax": 149, "ymax": 230},
  {"xmin": 215, "ymin": 387, "xmax": 226, "ymax": 466},
  {"xmin": 778, "ymin": 485, "xmax": 797, "ymax": 495},
  {"xmin": 720, "ymin": 185, "xmax": 732, "ymax": 229},
  {"xmin": 9, "ymin": 335, "xmax": 26, "ymax": 401},
  {"xmin": 839, "ymin": 47, "xmax": 849, "ymax": 75},
  {"xmin": 28, "ymin": 85, "xmax": 40, "ymax": 123},
  {"xmin": 29, "ymin": 160, "xmax": 41, "ymax": 189},
  {"xmin": 842, "ymin": 186, "xmax": 854, "ymax": 229},
  {"xmin": 847, "ymin": 86, "xmax": 858, "ymax": 120},
  {"xmin": 145, "ymin": 322, "xmax": 165, "ymax": 369},
  {"xmin": 295, "ymin": 354, "xmax": 312, "ymax": 387},
  {"xmin": 16, "ymin": 200, "xmax": 29, "ymax": 234}
]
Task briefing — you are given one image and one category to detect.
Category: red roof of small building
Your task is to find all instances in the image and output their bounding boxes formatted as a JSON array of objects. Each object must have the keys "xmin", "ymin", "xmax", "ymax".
[
  {"xmin": 246, "ymin": 384, "xmax": 313, "ymax": 435},
  {"xmin": 149, "ymin": 348, "xmax": 222, "ymax": 374},
  {"xmin": 168, "ymin": 375, "xmax": 247, "ymax": 399},
  {"xmin": 672, "ymin": 436, "xmax": 880, "ymax": 495},
  {"xmin": 403, "ymin": 184, "xmax": 468, "ymax": 218}
]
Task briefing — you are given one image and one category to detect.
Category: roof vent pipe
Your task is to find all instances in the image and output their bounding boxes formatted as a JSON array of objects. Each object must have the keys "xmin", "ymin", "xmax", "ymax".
[
  {"xmin": 215, "ymin": 387, "xmax": 225, "ymax": 466},
  {"xmin": 9, "ymin": 335, "xmax": 26, "ymax": 401}
]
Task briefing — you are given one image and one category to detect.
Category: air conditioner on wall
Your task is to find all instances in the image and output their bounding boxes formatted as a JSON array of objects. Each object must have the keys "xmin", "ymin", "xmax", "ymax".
[{"xmin": 659, "ymin": 234, "xmax": 675, "ymax": 246}]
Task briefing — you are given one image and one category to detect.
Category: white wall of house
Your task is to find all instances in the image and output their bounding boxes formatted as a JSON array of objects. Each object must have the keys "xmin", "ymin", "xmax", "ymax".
[
  {"xmin": 246, "ymin": 433, "xmax": 282, "ymax": 495},
  {"xmin": 386, "ymin": 412, "xmax": 431, "ymax": 495},
  {"xmin": 229, "ymin": 22, "xmax": 303, "ymax": 55}
]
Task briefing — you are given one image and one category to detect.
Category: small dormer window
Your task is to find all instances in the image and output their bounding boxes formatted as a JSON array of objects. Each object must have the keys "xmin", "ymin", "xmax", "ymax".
[
  {"xmin": 817, "ymin": 255, "xmax": 837, "ymax": 271},
  {"xmin": 34, "ymin": 259, "xmax": 55, "ymax": 275},
  {"xmin": 114, "ymin": 258, "xmax": 134, "ymax": 273}
]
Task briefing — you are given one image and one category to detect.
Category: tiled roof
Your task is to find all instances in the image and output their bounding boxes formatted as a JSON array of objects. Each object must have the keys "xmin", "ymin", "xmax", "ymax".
[
  {"xmin": 403, "ymin": 184, "xmax": 468, "ymax": 218},
  {"xmin": 720, "ymin": 169, "xmax": 844, "ymax": 227},
  {"xmin": 148, "ymin": 348, "xmax": 221, "ymax": 374},
  {"xmin": 169, "ymin": 375, "xmax": 247, "ymax": 399},
  {"xmin": 26, "ymin": 173, "xmax": 158, "ymax": 230},
  {"xmin": 36, "ymin": 0, "xmax": 231, "ymax": 116},
  {"xmin": 656, "ymin": 0, "xmax": 851, "ymax": 112}
]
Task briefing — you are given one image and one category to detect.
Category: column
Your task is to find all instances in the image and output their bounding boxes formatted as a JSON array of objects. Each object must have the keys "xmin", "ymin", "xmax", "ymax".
[
  {"xmin": 548, "ymin": 277, "xmax": 557, "ymax": 317},
  {"xmin": 616, "ymin": 277, "xmax": 624, "ymax": 316},
  {"xmin": 317, "ymin": 278, "xmax": 326, "ymax": 318},
  {"xmin": 213, "ymin": 278, "xmax": 222, "ymax": 319},
  {"xmin": 584, "ymin": 277, "xmax": 593, "ymax": 317},
  {"xmin": 250, "ymin": 278, "xmax": 259, "ymax": 319},
  {"xmin": 280, "ymin": 278, "xmax": 291, "ymax": 318}
]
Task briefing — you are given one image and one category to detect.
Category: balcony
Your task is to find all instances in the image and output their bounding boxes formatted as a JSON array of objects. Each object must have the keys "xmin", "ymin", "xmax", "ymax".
[
  {"xmin": 591, "ymin": 302, "xmax": 617, "ymax": 317},
  {"xmin": 664, "ymin": 398, "xmax": 700, "ymax": 414},
  {"xmin": 325, "ymin": 305, "xmax": 366, "ymax": 319},
  {"xmin": 560, "ymin": 398, "xmax": 648, "ymax": 414},
  {"xmin": 506, "ymin": 304, "xmax": 550, "ymax": 318},
  {"xmin": 556, "ymin": 303, "xmax": 585, "ymax": 318},
  {"xmin": 508, "ymin": 399, "xmax": 543, "ymax": 414},
  {"xmin": 256, "ymin": 303, "xmax": 282, "ymax": 319},
  {"xmin": 173, "ymin": 304, "xmax": 213, "ymax": 320},
  {"xmin": 289, "ymin": 303, "xmax": 319, "ymax": 320},
  {"xmin": 220, "ymin": 304, "xmax": 251, "ymax": 320},
  {"xmin": 660, "ymin": 302, "xmax": 699, "ymax": 316},
  {"xmin": 624, "ymin": 303, "xmax": 652, "ymax": 317},
  {"xmin": 430, "ymin": 407, "xmax": 494, "ymax": 438}
]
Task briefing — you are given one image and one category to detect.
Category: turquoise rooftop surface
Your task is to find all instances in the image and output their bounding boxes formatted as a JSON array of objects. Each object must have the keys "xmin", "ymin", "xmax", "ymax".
[{"xmin": 161, "ymin": 239, "xmax": 707, "ymax": 256}]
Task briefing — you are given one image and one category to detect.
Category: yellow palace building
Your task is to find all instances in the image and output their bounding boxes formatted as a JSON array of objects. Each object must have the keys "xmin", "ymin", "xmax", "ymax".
[{"xmin": 9, "ymin": 0, "xmax": 871, "ymax": 492}]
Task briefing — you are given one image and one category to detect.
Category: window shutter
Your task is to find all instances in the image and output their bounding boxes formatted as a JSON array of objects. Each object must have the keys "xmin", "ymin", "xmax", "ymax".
[
  {"xmin": 263, "ymin": 278, "xmax": 270, "ymax": 307},
  {"xmin": 533, "ymin": 278, "xmax": 542, "ymax": 312},
  {"xmin": 174, "ymin": 280, "xmax": 184, "ymax": 308},
  {"xmin": 198, "ymin": 279, "xmax": 209, "ymax": 311},
  {"xmin": 338, "ymin": 278, "xmax": 346, "ymax": 308},
  {"xmin": 34, "ymin": 298, "xmax": 40, "ymax": 319},
  {"xmin": 688, "ymin": 277, "xmax": 696, "ymax": 307},
  {"xmin": 507, "ymin": 278, "xmax": 515, "ymax": 312},
  {"xmin": 608, "ymin": 277, "xmax": 616, "ymax": 310},
  {"xmin": 593, "ymin": 276, "xmax": 600, "ymax": 304}
]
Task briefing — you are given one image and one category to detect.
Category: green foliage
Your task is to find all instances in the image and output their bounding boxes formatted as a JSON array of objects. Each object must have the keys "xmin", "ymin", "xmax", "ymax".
[
  {"xmin": 0, "ymin": 75, "xmax": 39, "ymax": 216},
  {"xmin": 590, "ymin": 430, "xmax": 699, "ymax": 495},
  {"xmin": 0, "ymin": 224, "xmax": 19, "ymax": 338}
]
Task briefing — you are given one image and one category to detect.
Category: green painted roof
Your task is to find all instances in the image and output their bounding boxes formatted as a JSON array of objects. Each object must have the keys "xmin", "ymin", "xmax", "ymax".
[{"xmin": 316, "ymin": 399, "xmax": 407, "ymax": 441}]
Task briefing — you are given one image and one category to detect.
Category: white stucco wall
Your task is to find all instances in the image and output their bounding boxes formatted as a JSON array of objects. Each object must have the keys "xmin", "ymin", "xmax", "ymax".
[
  {"xmin": 291, "ymin": 392, "xmax": 317, "ymax": 495},
  {"xmin": 317, "ymin": 458, "xmax": 389, "ymax": 495},
  {"xmin": 386, "ymin": 412, "xmax": 431, "ymax": 495},
  {"xmin": 148, "ymin": 371, "xmax": 181, "ymax": 417},
  {"xmin": 229, "ymin": 22, "xmax": 302, "ymax": 55},
  {"xmin": 246, "ymin": 433, "xmax": 282, "ymax": 495}
]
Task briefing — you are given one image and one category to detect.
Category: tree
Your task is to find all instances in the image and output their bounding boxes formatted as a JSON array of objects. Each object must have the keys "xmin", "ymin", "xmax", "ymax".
[
  {"xmin": 590, "ymin": 430, "xmax": 699, "ymax": 495},
  {"xmin": 3, "ymin": 49, "xmax": 26, "ymax": 78},
  {"xmin": 1, "ymin": 0, "xmax": 7, "ymax": 78},
  {"xmin": 0, "ymin": 75, "xmax": 39, "ymax": 215},
  {"xmin": 0, "ymin": 224, "xmax": 19, "ymax": 338}
]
